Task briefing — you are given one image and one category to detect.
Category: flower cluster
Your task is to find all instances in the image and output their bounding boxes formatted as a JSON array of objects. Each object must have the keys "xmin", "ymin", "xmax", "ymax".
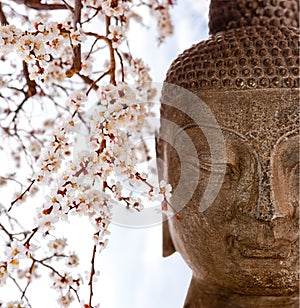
[
  {"xmin": 0, "ymin": 0, "xmax": 175, "ymax": 306},
  {"xmin": 0, "ymin": 300, "xmax": 25, "ymax": 308},
  {"xmin": 101, "ymin": 0, "xmax": 129, "ymax": 17},
  {"xmin": 108, "ymin": 24, "xmax": 125, "ymax": 48},
  {"xmin": 0, "ymin": 22, "xmax": 82, "ymax": 82},
  {"xmin": 149, "ymin": 0, "xmax": 174, "ymax": 43}
]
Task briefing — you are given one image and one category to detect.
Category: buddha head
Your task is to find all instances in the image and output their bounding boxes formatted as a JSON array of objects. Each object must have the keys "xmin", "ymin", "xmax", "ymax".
[{"xmin": 157, "ymin": 0, "xmax": 299, "ymax": 306}]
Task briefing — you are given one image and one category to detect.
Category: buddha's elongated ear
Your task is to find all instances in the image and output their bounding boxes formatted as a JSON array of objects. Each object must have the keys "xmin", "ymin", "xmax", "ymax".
[
  {"xmin": 155, "ymin": 133, "xmax": 176, "ymax": 257},
  {"xmin": 163, "ymin": 215, "xmax": 176, "ymax": 257}
]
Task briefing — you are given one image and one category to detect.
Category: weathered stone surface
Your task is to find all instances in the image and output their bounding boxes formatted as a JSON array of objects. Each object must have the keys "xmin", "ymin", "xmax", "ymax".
[{"xmin": 158, "ymin": 0, "xmax": 299, "ymax": 307}]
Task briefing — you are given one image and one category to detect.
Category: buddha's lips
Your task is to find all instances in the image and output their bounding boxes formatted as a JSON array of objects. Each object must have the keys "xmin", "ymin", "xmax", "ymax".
[{"xmin": 231, "ymin": 238, "xmax": 291, "ymax": 259}]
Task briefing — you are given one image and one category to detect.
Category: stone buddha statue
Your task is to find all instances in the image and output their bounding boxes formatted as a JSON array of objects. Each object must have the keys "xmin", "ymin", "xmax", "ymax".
[{"xmin": 157, "ymin": 0, "xmax": 299, "ymax": 307}]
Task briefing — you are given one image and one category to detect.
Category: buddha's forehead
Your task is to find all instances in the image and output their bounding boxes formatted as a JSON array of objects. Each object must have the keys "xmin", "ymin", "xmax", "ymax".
[
  {"xmin": 188, "ymin": 88, "xmax": 299, "ymax": 157},
  {"xmin": 160, "ymin": 87, "xmax": 298, "ymax": 165}
]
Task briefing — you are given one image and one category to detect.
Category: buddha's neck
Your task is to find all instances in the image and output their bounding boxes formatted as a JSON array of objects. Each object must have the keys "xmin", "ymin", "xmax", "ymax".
[{"xmin": 184, "ymin": 276, "xmax": 299, "ymax": 308}]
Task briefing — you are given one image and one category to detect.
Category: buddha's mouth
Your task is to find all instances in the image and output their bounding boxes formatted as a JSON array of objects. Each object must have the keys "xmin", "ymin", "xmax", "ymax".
[{"xmin": 228, "ymin": 237, "xmax": 292, "ymax": 259}]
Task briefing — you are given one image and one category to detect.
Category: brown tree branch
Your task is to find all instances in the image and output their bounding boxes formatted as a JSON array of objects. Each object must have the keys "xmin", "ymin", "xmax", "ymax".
[
  {"xmin": 77, "ymin": 73, "xmax": 99, "ymax": 91},
  {"xmin": 88, "ymin": 243, "xmax": 97, "ymax": 307},
  {"xmin": 9, "ymin": 179, "xmax": 36, "ymax": 211},
  {"xmin": 116, "ymin": 49, "xmax": 125, "ymax": 82},
  {"xmin": 23, "ymin": 61, "xmax": 37, "ymax": 98},
  {"xmin": 0, "ymin": 2, "xmax": 8, "ymax": 25},
  {"xmin": 1, "ymin": 4, "xmax": 37, "ymax": 120},
  {"xmin": 66, "ymin": 0, "xmax": 82, "ymax": 77},
  {"xmin": 106, "ymin": 16, "xmax": 116, "ymax": 85},
  {"xmin": 15, "ymin": 0, "xmax": 68, "ymax": 10},
  {"xmin": 86, "ymin": 70, "xmax": 110, "ymax": 96},
  {"xmin": 9, "ymin": 275, "xmax": 33, "ymax": 308},
  {"xmin": 0, "ymin": 223, "xmax": 14, "ymax": 241},
  {"xmin": 31, "ymin": 256, "xmax": 81, "ymax": 303}
]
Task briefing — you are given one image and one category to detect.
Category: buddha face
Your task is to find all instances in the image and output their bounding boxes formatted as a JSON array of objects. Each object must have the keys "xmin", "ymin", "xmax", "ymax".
[{"xmin": 163, "ymin": 89, "xmax": 299, "ymax": 296}]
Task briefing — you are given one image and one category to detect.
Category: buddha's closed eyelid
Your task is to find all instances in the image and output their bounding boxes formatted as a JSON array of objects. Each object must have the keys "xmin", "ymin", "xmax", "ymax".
[
  {"xmin": 200, "ymin": 160, "xmax": 241, "ymax": 179},
  {"xmin": 182, "ymin": 154, "xmax": 241, "ymax": 178}
]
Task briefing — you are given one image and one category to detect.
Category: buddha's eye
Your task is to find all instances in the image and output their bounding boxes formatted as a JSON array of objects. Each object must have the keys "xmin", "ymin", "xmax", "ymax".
[
  {"xmin": 197, "ymin": 161, "xmax": 241, "ymax": 191},
  {"xmin": 199, "ymin": 160, "xmax": 241, "ymax": 181}
]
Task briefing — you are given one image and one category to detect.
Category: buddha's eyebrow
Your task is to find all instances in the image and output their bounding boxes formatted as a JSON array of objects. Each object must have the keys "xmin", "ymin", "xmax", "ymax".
[
  {"xmin": 175, "ymin": 123, "xmax": 221, "ymax": 138},
  {"xmin": 176, "ymin": 123, "xmax": 256, "ymax": 149},
  {"xmin": 176, "ymin": 123, "xmax": 251, "ymax": 142}
]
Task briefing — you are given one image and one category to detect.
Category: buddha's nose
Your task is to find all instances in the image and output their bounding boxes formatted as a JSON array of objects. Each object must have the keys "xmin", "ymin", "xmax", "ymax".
[
  {"xmin": 254, "ymin": 167, "xmax": 275, "ymax": 222},
  {"xmin": 254, "ymin": 160, "xmax": 293, "ymax": 222}
]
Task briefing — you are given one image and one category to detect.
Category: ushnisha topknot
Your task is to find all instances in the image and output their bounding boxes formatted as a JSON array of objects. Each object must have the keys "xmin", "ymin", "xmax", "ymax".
[
  {"xmin": 163, "ymin": 0, "xmax": 299, "ymax": 92},
  {"xmin": 209, "ymin": 0, "xmax": 299, "ymax": 35},
  {"xmin": 164, "ymin": 26, "xmax": 299, "ymax": 91}
]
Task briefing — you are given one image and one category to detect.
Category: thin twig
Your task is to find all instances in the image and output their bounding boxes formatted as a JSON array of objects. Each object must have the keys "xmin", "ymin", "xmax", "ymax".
[
  {"xmin": 0, "ymin": 223, "xmax": 14, "ymax": 241},
  {"xmin": 86, "ymin": 70, "xmax": 110, "ymax": 96},
  {"xmin": 31, "ymin": 256, "xmax": 81, "ymax": 303},
  {"xmin": 9, "ymin": 275, "xmax": 33, "ymax": 308},
  {"xmin": 9, "ymin": 179, "xmax": 36, "ymax": 212},
  {"xmin": 24, "ymin": 227, "xmax": 38, "ymax": 246},
  {"xmin": 88, "ymin": 243, "xmax": 97, "ymax": 307},
  {"xmin": 116, "ymin": 49, "xmax": 125, "ymax": 82}
]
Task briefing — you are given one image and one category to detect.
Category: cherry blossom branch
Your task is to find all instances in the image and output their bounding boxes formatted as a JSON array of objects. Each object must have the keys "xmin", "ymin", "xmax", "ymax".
[
  {"xmin": 0, "ymin": 2, "xmax": 8, "ymax": 25},
  {"xmin": 9, "ymin": 179, "xmax": 36, "ymax": 212},
  {"xmin": 106, "ymin": 17, "xmax": 116, "ymax": 86},
  {"xmin": 9, "ymin": 275, "xmax": 33, "ymax": 308},
  {"xmin": 23, "ymin": 61, "xmax": 37, "ymax": 98},
  {"xmin": 0, "ymin": 176, "xmax": 24, "ymax": 189},
  {"xmin": 84, "ymin": 30, "xmax": 117, "ymax": 90},
  {"xmin": 116, "ymin": 49, "xmax": 125, "ymax": 82},
  {"xmin": 77, "ymin": 73, "xmax": 99, "ymax": 91},
  {"xmin": 0, "ymin": 223, "xmax": 30, "ymax": 242},
  {"xmin": 86, "ymin": 70, "xmax": 110, "ymax": 96},
  {"xmin": 66, "ymin": 0, "xmax": 82, "ymax": 77},
  {"xmin": 3, "ymin": 11, "xmax": 37, "ymax": 135},
  {"xmin": 0, "ymin": 222, "xmax": 14, "ymax": 241},
  {"xmin": 24, "ymin": 227, "xmax": 38, "ymax": 247},
  {"xmin": 88, "ymin": 242, "xmax": 97, "ymax": 307},
  {"xmin": 135, "ymin": 172, "xmax": 179, "ymax": 218},
  {"xmin": 15, "ymin": 0, "xmax": 69, "ymax": 10},
  {"xmin": 30, "ymin": 256, "xmax": 81, "ymax": 303}
]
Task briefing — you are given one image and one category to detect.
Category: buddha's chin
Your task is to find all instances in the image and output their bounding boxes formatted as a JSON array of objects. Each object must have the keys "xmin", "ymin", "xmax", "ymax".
[
  {"xmin": 223, "ymin": 273, "xmax": 299, "ymax": 296},
  {"xmin": 207, "ymin": 259, "xmax": 299, "ymax": 296},
  {"xmin": 191, "ymin": 249, "xmax": 299, "ymax": 296},
  {"xmin": 200, "ymin": 266, "xmax": 300, "ymax": 296}
]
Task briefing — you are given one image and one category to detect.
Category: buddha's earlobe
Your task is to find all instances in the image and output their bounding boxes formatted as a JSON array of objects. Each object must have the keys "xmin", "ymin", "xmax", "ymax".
[
  {"xmin": 163, "ymin": 216, "xmax": 176, "ymax": 257},
  {"xmin": 155, "ymin": 134, "xmax": 176, "ymax": 256}
]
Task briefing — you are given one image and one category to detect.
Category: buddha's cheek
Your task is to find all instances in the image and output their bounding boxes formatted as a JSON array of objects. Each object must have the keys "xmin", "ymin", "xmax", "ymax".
[
  {"xmin": 169, "ymin": 186, "xmax": 239, "ymax": 280},
  {"xmin": 170, "ymin": 180, "xmax": 265, "ymax": 283}
]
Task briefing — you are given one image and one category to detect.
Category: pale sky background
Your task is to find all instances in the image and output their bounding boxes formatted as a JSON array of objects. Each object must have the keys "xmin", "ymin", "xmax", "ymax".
[{"xmin": 0, "ymin": 1, "xmax": 210, "ymax": 307}]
